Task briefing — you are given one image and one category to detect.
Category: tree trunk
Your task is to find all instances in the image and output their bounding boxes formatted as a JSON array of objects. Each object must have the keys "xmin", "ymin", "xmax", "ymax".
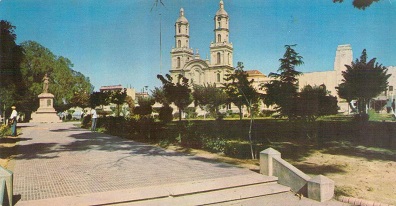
[
  {"xmin": 239, "ymin": 105, "xmax": 243, "ymax": 121},
  {"xmin": 179, "ymin": 108, "xmax": 182, "ymax": 121},
  {"xmin": 248, "ymin": 106, "xmax": 255, "ymax": 159}
]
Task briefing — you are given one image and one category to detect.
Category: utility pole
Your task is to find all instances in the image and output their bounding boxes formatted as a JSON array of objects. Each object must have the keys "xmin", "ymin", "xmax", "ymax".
[{"xmin": 160, "ymin": 13, "xmax": 162, "ymax": 75}]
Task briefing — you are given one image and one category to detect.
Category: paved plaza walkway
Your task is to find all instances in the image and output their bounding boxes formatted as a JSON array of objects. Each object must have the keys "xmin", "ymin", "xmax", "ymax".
[{"xmin": 8, "ymin": 122, "xmax": 348, "ymax": 205}]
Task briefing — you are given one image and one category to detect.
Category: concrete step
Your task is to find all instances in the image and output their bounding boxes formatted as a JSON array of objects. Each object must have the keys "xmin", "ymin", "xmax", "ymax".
[
  {"xmin": 15, "ymin": 173, "xmax": 289, "ymax": 206},
  {"xmin": 122, "ymin": 181, "xmax": 290, "ymax": 206}
]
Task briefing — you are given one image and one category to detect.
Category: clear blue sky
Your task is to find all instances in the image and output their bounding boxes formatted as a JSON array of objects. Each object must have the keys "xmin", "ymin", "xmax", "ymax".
[{"xmin": 0, "ymin": 0, "xmax": 395, "ymax": 92}]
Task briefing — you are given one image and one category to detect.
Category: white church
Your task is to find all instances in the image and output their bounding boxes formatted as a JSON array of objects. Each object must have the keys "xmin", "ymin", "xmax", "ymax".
[
  {"xmin": 169, "ymin": 0, "xmax": 233, "ymax": 86},
  {"xmin": 167, "ymin": 0, "xmax": 396, "ymax": 114}
]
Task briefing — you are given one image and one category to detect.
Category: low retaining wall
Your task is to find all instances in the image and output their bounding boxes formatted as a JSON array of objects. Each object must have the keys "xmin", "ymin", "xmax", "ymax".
[
  {"xmin": 260, "ymin": 148, "xmax": 334, "ymax": 202},
  {"xmin": 0, "ymin": 166, "xmax": 13, "ymax": 206}
]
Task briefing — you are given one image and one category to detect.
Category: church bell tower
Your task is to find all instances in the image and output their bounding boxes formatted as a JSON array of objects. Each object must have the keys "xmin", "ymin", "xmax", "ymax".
[
  {"xmin": 210, "ymin": 0, "xmax": 233, "ymax": 67},
  {"xmin": 170, "ymin": 8, "xmax": 194, "ymax": 72}
]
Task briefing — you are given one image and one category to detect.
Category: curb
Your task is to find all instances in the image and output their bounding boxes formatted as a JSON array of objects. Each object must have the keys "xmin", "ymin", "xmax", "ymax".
[{"xmin": 338, "ymin": 196, "xmax": 394, "ymax": 206}]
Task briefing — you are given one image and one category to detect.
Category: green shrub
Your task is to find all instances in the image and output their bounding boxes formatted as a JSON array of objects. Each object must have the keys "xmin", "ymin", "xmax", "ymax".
[
  {"xmin": 202, "ymin": 137, "xmax": 226, "ymax": 153},
  {"xmin": 224, "ymin": 140, "xmax": 266, "ymax": 159},
  {"xmin": 261, "ymin": 110, "xmax": 275, "ymax": 117},
  {"xmin": 353, "ymin": 113, "xmax": 369, "ymax": 122},
  {"xmin": 159, "ymin": 105, "xmax": 173, "ymax": 123},
  {"xmin": 184, "ymin": 107, "xmax": 197, "ymax": 119},
  {"xmin": 81, "ymin": 115, "xmax": 91, "ymax": 127},
  {"xmin": 0, "ymin": 124, "xmax": 11, "ymax": 137},
  {"xmin": 224, "ymin": 141, "xmax": 250, "ymax": 158}
]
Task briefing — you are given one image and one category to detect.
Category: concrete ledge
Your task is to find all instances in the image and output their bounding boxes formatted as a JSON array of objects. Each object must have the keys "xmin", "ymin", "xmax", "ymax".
[
  {"xmin": 260, "ymin": 147, "xmax": 335, "ymax": 202},
  {"xmin": 0, "ymin": 167, "xmax": 13, "ymax": 206},
  {"xmin": 273, "ymin": 156, "xmax": 310, "ymax": 195}
]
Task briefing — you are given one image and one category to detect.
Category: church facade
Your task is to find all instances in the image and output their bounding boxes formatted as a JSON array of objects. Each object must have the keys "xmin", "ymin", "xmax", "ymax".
[{"xmin": 169, "ymin": 0, "xmax": 233, "ymax": 86}]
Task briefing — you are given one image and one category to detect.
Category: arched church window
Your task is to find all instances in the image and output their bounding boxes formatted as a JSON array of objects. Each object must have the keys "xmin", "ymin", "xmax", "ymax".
[
  {"xmin": 178, "ymin": 40, "xmax": 181, "ymax": 48},
  {"xmin": 186, "ymin": 40, "xmax": 188, "ymax": 47},
  {"xmin": 217, "ymin": 52, "xmax": 221, "ymax": 64},
  {"xmin": 217, "ymin": 34, "xmax": 221, "ymax": 43},
  {"xmin": 177, "ymin": 57, "xmax": 181, "ymax": 68},
  {"xmin": 178, "ymin": 25, "xmax": 181, "ymax": 33},
  {"xmin": 218, "ymin": 21, "xmax": 221, "ymax": 28},
  {"xmin": 217, "ymin": 73, "xmax": 221, "ymax": 82}
]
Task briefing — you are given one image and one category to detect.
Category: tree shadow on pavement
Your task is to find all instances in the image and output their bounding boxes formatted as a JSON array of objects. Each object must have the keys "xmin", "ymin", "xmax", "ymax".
[
  {"xmin": 1, "ymin": 142, "xmax": 58, "ymax": 160},
  {"xmin": 0, "ymin": 137, "xmax": 31, "ymax": 144},
  {"xmin": 13, "ymin": 143, "xmax": 59, "ymax": 160},
  {"xmin": 61, "ymin": 132, "xmax": 242, "ymax": 169},
  {"xmin": 50, "ymin": 128, "xmax": 88, "ymax": 133}
]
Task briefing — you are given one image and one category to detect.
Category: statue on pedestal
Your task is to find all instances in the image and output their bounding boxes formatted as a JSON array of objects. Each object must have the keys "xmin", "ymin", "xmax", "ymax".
[
  {"xmin": 30, "ymin": 72, "xmax": 62, "ymax": 123},
  {"xmin": 43, "ymin": 73, "xmax": 49, "ymax": 93}
]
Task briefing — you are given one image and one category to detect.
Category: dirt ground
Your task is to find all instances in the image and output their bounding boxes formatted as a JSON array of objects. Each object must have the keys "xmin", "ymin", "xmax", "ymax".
[
  {"xmin": 0, "ymin": 135, "xmax": 18, "ymax": 169},
  {"xmin": 1, "ymin": 136, "xmax": 395, "ymax": 205},
  {"xmin": 291, "ymin": 150, "xmax": 396, "ymax": 205},
  {"xmin": 166, "ymin": 145, "xmax": 396, "ymax": 206}
]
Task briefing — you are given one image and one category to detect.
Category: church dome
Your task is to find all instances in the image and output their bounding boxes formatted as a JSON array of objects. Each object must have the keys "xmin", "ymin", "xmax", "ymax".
[
  {"xmin": 176, "ymin": 8, "xmax": 188, "ymax": 23},
  {"xmin": 216, "ymin": 0, "xmax": 228, "ymax": 16}
]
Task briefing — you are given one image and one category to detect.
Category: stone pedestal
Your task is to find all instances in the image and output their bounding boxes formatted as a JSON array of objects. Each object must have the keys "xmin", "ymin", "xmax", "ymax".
[
  {"xmin": 260, "ymin": 148, "xmax": 281, "ymax": 176},
  {"xmin": 308, "ymin": 175, "xmax": 335, "ymax": 202},
  {"xmin": 30, "ymin": 93, "xmax": 62, "ymax": 123}
]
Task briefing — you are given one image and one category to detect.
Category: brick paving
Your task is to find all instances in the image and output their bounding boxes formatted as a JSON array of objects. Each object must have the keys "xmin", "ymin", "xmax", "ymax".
[{"xmin": 10, "ymin": 122, "xmax": 253, "ymax": 202}]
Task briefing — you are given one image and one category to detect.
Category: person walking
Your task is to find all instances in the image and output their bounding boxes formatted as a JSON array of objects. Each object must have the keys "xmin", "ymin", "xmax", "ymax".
[
  {"xmin": 9, "ymin": 106, "xmax": 18, "ymax": 136},
  {"xmin": 91, "ymin": 108, "xmax": 97, "ymax": 132}
]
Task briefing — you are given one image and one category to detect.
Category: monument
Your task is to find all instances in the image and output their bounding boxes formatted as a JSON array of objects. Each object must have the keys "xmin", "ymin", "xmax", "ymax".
[{"xmin": 30, "ymin": 73, "xmax": 62, "ymax": 123}]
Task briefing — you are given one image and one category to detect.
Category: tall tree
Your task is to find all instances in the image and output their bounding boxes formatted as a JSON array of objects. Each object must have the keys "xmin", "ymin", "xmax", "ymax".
[
  {"xmin": 152, "ymin": 86, "xmax": 174, "ymax": 123},
  {"xmin": 134, "ymin": 96, "xmax": 155, "ymax": 118},
  {"xmin": 124, "ymin": 95, "xmax": 135, "ymax": 117},
  {"xmin": 0, "ymin": 20, "xmax": 26, "ymax": 109},
  {"xmin": 192, "ymin": 83, "xmax": 228, "ymax": 119},
  {"xmin": 223, "ymin": 62, "xmax": 259, "ymax": 159},
  {"xmin": 295, "ymin": 85, "xmax": 338, "ymax": 121},
  {"xmin": 337, "ymin": 49, "xmax": 390, "ymax": 119},
  {"xmin": 157, "ymin": 74, "xmax": 192, "ymax": 121},
  {"xmin": 152, "ymin": 86, "xmax": 171, "ymax": 106},
  {"xmin": 69, "ymin": 70, "xmax": 94, "ymax": 108},
  {"xmin": 89, "ymin": 91, "xmax": 109, "ymax": 109},
  {"xmin": 261, "ymin": 44, "xmax": 303, "ymax": 120},
  {"xmin": 333, "ymin": 0, "xmax": 380, "ymax": 10},
  {"xmin": 20, "ymin": 41, "xmax": 93, "ymax": 114},
  {"xmin": 336, "ymin": 82, "xmax": 357, "ymax": 113},
  {"xmin": 223, "ymin": 62, "xmax": 259, "ymax": 120},
  {"xmin": 108, "ymin": 89, "xmax": 127, "ymax": 117}
]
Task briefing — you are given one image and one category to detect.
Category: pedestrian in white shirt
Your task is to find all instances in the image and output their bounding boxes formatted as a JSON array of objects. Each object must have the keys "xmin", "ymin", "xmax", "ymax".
[
  {"xmin": 9, "ymin": 106, "xmax": 18, "ymax": 136},
  {"xmin": 91, "ymin": 108, "xmax": 97, "ymax": 132}
]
